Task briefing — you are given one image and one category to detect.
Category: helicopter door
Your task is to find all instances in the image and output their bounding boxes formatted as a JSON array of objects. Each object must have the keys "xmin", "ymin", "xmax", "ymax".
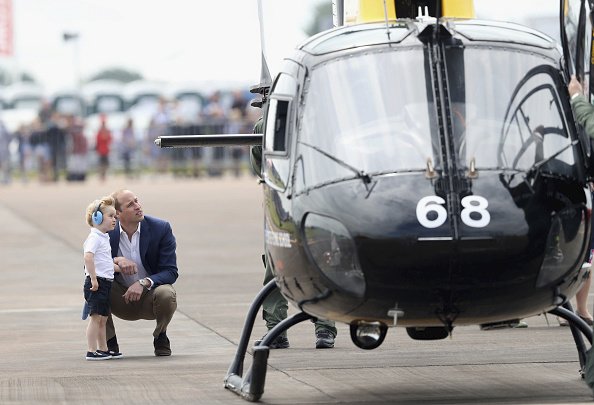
[
  {"xmin": 586, "ymin": 0, "xmax": 594, "ymax": 100},
  {"xmin": 561, "ymin": 0, "xmax": 594, "ymax": 172},
  {"xmin": 560, "ymin": 0, "xmax": 587, "ymax": 79}
]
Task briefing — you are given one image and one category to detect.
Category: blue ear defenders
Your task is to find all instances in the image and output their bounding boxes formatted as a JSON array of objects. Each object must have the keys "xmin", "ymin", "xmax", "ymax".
[{"xmin": 92, "ymin": 202, "xmax": 103, "ymax": 225}]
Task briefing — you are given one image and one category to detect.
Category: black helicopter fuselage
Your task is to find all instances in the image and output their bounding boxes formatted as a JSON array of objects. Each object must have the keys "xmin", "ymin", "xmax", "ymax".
[{"xmin": 261, "ymin": 19, "xmax": 592, "ymax": 328}]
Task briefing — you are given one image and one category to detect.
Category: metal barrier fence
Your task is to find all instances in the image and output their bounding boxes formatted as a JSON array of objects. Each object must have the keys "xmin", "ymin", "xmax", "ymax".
[{"xmin": 6, "ymin": 117, "xmax": 258, "ymax": 183}]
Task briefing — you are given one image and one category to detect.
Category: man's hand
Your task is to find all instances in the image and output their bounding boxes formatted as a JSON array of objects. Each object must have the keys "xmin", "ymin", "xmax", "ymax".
[
  {"xmin": 116, "ymin": 258, "xmax": 138, "ymax": 275},
  {"xmin": 123, "ymin": 281, "xmax": 144, "ymax": 304},
  {"xmin": 569, "ymin": 75, "xmax": 583, "ymax": 98},
  {"xmin": 90, "ymin": 277, "xmax": 99, "ymax": 291}
]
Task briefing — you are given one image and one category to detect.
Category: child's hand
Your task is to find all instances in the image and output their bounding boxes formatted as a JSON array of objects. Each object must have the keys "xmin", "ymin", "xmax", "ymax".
[{"xmin": 90, "ymin": 278, "xmax": 99, "ymax": 291}]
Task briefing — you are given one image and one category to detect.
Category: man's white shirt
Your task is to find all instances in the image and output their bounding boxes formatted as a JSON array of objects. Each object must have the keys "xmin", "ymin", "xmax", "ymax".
[{"xmin": 118, "ymin": 222, "xmax": 151, "ymax": 288}]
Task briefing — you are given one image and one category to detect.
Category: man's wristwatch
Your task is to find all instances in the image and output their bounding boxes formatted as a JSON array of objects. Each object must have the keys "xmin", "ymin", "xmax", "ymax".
[{"xmin": 139, "ymin": 278, "xmax": 149, "ymax": 289}]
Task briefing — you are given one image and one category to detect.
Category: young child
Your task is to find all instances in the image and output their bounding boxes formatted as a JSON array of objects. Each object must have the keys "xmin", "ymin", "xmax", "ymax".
[{"xmin": 83, "ymin": 196, "xmax": 122, "ymax": 360}]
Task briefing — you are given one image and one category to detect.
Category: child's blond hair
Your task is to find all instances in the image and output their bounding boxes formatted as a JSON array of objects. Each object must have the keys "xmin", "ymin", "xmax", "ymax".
[{"xmin": 85, "ymin": 196, "xmax": 116, "ymax": 227}]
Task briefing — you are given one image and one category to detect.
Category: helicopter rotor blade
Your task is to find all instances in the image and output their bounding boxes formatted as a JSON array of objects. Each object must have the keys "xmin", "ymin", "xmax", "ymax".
[{"xmin": 255, "ymin": 0, "xmax": 272, "ymax": 91}]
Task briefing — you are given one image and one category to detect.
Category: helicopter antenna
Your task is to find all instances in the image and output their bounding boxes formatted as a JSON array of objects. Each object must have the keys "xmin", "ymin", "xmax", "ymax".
[
  {"xmin": 434, "ymin": 0, "xmax": 441, "ymax": 42},
  {"xmin": 382, "ymin": 0, "xmax": 391, "ymax": 40}
]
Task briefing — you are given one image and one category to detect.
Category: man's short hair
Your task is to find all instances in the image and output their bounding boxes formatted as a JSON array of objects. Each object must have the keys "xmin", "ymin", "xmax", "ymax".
[{"xmin": 110, "ymin": 189, "xmax": 127, "ymax": 212}]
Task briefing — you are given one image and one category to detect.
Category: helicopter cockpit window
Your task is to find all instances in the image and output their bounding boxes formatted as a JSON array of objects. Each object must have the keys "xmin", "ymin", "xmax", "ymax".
[
  {"xmin": 263, "ymin": 73, "xmax": 298, "ymax": 191},
  {"xmin": 296, "ymin": 48, "xmax": 437, "ymax": 191},
  {"xmin": 501, "ymin": 86, "xmax": 572, "ymax": 172},
  {"xmin": 264, "ymin": 98, "xmax": 289, "ymax": 152},
  {"xmin": 454, "ymin": 47, "xmax": 576, "ymax": 177}
]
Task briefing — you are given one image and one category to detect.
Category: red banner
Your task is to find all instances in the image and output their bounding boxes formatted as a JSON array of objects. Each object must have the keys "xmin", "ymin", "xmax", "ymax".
[{"xmin": 0, "ymin": 0, "xmax": 13, "ymax": 56}]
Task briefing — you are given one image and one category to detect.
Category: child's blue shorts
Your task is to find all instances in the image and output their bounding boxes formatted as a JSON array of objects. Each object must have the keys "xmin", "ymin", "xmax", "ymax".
[{"xmin": 83, "ymin": 276, "xmax": 112, "ymax": 317}]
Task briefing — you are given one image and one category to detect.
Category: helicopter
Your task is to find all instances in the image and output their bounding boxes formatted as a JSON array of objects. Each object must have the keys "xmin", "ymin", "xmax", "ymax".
[{"xmin": 156, "ymin": 0, "xmax": 594, "ymax": 401}]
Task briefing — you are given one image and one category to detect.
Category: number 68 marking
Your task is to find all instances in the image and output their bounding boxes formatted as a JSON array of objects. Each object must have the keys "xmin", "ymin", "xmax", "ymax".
[{"xmin": 416, "ymin": 195, "xmax": 491, "ymax": 228}]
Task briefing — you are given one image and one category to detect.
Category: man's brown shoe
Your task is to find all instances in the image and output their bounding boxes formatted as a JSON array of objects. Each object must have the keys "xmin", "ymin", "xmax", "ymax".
[{"xmin": 154, "ymin": 332, "xmax": 171, "ymax": 356}]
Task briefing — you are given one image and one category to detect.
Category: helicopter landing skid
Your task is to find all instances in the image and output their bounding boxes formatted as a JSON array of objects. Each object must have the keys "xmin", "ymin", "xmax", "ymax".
[
  {"xmin": 224, "ymin": 279, "xmax": 314, "ymax": 402},
  {"xmin": 548, "ymin": 302, "xmax": 593, "ymax": 378}
]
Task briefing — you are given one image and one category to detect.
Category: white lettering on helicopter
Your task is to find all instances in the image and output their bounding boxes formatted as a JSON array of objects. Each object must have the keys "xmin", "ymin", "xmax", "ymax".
[
  {"xmin": 265, "ymin": 229, "xmax": 292, "ymax": 248},
  {"xmin": 416, "ymin": 195, "xmax": 490, "ymax": 228}
]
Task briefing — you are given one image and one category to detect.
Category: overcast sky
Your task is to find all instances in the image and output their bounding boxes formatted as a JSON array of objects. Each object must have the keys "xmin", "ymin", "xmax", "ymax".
[{"xmin": 2, "ymin": 0, "xmax": 559, "ymax": 95}]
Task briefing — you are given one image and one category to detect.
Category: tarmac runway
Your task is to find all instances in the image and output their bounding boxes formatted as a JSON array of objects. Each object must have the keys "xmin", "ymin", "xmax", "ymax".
[{"xmin": 0, "ymin": 174, "xmax": 593, "ymax": 404}]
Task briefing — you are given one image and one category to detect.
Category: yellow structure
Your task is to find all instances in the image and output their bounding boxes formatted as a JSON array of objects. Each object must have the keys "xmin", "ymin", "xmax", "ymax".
[
  {"xmin": 442, "ymin": 0, "xmax": 475, "ymax": 18},
  {"xmin": 343, "ymin": 0, "xmax": 475, "ymax": 24},
  {"xmin": 359, "ymin": 0, "xmax": 396, "ymax": 22}
]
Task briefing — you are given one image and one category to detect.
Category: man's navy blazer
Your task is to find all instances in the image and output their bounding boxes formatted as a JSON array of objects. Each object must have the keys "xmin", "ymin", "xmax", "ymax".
[{"xmin": 109, "ymin": 215, "xmax": 178, "ymax": 287}]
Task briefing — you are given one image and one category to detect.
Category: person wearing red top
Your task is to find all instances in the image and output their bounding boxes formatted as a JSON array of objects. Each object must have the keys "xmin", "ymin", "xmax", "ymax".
[{"xmin": 95, "ymin": 115, "xmax": 113, "ymax": 182}]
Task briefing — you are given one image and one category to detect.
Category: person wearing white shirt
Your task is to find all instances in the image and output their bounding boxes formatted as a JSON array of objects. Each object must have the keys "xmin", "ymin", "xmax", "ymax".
[
  {"xmin": 106, "ymin": 189, "xmax": 179, "ymax": 357},
  {"xmin": 83, "ymin": 196, "xmax": 121, "ymax": 360}
]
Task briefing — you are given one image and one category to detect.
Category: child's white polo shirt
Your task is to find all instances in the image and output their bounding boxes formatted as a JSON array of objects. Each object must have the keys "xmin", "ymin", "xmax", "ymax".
[{"xmin": 83, "ymin": 228, "xmax": 114, "ymax": 279}]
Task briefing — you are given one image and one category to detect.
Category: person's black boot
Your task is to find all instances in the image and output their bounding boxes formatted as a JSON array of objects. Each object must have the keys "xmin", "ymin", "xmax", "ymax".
[
  {"xmin": 254, "ymin": 335, "xmax": 290, "ymax": 349},
  {"xmin": 315, "ymin": 330, "xmax": 335, "ymax": 349},
  {"xmin": 154, "ymin": 332, "xmax": 172, "ymax": 356}
]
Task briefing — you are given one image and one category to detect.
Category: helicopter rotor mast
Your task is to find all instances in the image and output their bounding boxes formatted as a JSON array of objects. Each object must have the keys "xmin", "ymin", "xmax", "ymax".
[{"xmin": 332, "ymin": 0, "xmax": 344, "ymax": 27}]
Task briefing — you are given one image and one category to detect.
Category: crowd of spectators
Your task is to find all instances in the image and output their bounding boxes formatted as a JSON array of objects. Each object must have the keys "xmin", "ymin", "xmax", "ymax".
[{"xmin": 0, "ymin": 89, "xmax": 260, "ymax": 184}]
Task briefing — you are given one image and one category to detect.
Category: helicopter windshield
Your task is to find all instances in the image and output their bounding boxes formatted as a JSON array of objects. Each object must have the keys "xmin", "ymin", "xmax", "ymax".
[
  {"xmin": 297, "ymin": 48, "xmax": 436, "ymax": 189},
  {"xmin": 296, "ymin": 42, "xmax": 576, "ymax": 193},
  {"xmin": 449, "ymin": 47, "xmax": 576, "ymax": 175}
]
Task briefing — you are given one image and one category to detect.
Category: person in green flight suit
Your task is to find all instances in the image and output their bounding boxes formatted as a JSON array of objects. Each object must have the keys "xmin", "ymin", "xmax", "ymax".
[
  {"xmin": 567, "ymin": 74, "xmax": 594, "ymax": 392},
  {"xmin": 250, "ymin": 106, "xmax": 337, "ymax": 349},
  {"xmin": 569, "ymin": 74, "xmax": 594, "ymax": 139},
  {"xmin": 564, "ymin": 75, "xmax": 594, "ymax": 325}
]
